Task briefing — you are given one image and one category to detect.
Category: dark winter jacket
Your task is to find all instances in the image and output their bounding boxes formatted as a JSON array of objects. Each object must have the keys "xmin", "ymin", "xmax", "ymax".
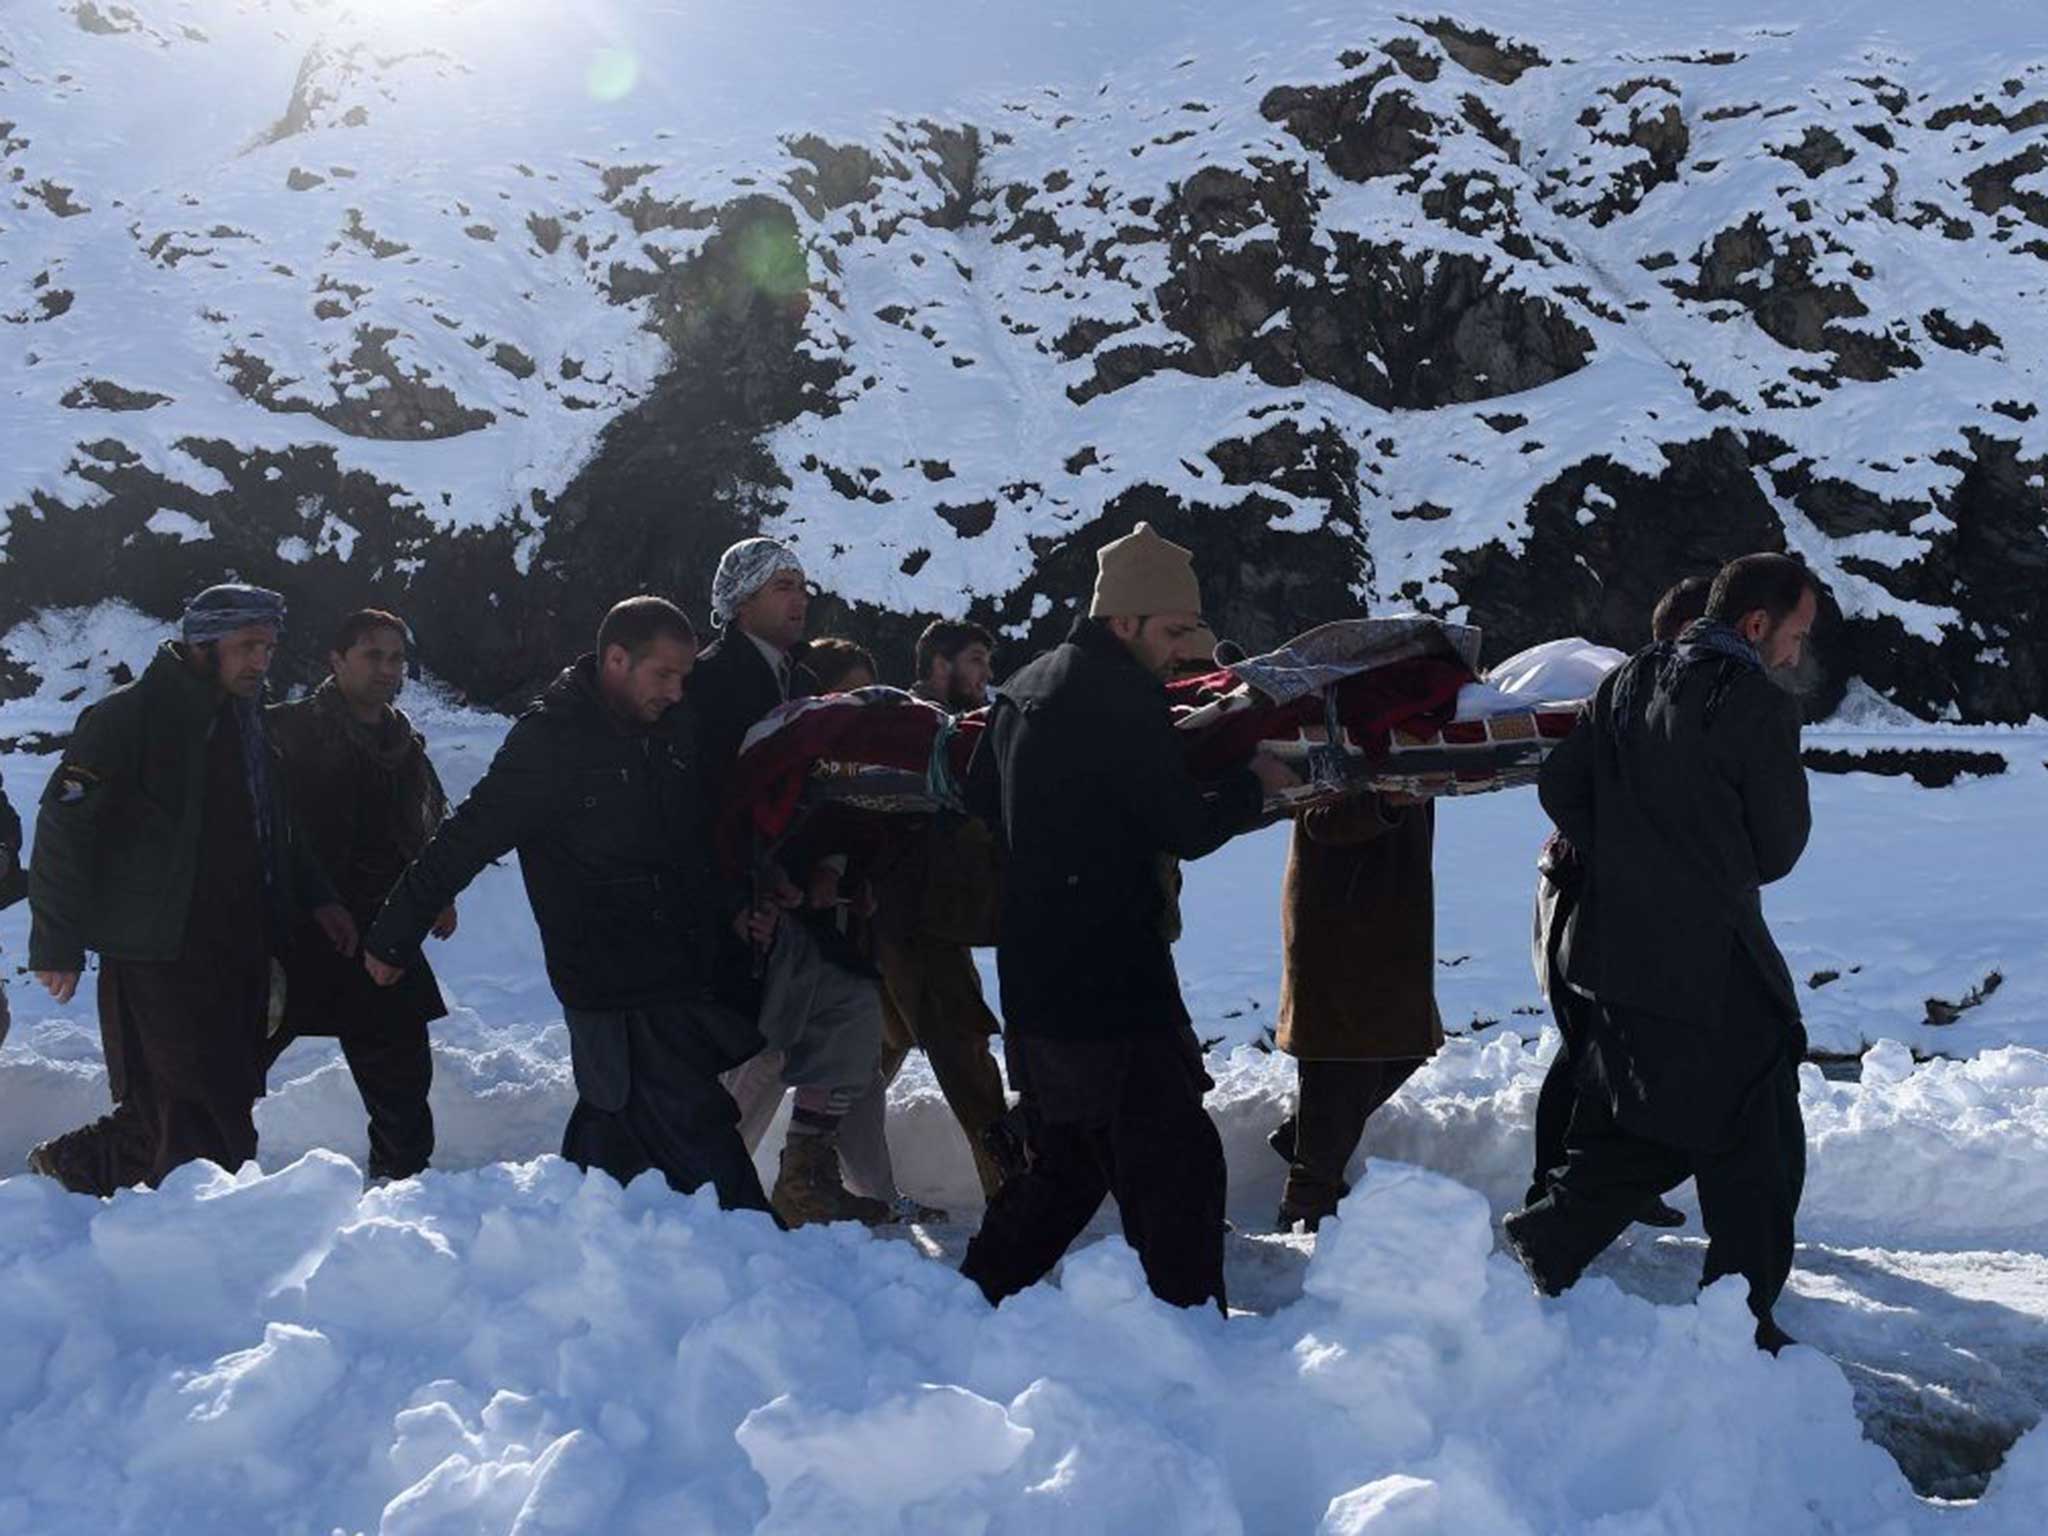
[
  {"xmin": 269, "ymin": 681, "xmax": 449, "ymax": 1035},
  {"xmin": 0, "ymin": 775, "xmax": 24, "ymax": 911},
  {"xmin": 1539, "ymin": 649, "xmax": 1809, "ymax": 1033},
  {"xmin": 688, "ymin": 625, "xmax": 820, "ymax": 814},
  {"xmin": 967, "ymin": 618, "xmax": 1265, "ymax": 1040},
  {"xmin": 364, "ymin": 656, "xmax": 737, "ymax": 1013},
  {"xmin": 28, "ymin": 643, "xmax": 336, "ymax": 973},
  {"xmin": 1276, "ymin": 795, "xmax": 1442, "ymax": 1062}
]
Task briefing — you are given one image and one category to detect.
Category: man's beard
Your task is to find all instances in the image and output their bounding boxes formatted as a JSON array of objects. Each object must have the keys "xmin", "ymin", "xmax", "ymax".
[{"xmin": 1768, "ymin": 649, "xmax": 1822, "ymax": 699}]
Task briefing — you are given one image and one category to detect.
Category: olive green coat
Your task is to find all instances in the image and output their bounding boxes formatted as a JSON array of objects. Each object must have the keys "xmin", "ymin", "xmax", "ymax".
[
  {"xmin": 28, "ymin": 643, "xmax": 332, "ymax": 972},
  {"xmin": 1276, "ymin": 795, "xmax": 1443, "ymax": 1062}
]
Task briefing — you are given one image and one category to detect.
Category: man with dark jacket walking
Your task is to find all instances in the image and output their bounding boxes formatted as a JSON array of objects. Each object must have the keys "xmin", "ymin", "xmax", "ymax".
[
  {"xmin": 267, "ymin": 608, "xmax": 454, "ymax": 1182},
  {"xmin": 26, "ymin": 585, "xmax": 355, "ymax": 1194},
  {"xmin": 960, "ymin": 523, "xmax": 1298, "ymax": 1309},
  {"xmin": 1524, "ymin": 574, "xmax": 1713, "ymax": 1222},
  {"xmin": 692, "ymin": 537, "xmax": 893, "ymax": 1227},
  {"xmin": 362, "ymin": 597, "xmax": 773, "ymax": 1213},
  {"xmin": 1504, "ymin": 554, "xmax": 1818, "ymax": 1350}
]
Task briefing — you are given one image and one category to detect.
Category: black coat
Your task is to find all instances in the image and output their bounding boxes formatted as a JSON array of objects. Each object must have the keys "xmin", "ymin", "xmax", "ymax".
[
  {"xmin": 269, "ymin": 682, "xmax": 448, "ymax": 1035},
  {"xmin": 967, "ymin": 618, "xmax": 1264, "ymax": 1040},
  {"xmin": 365, "ymin": 657, "xmax": 738, "ymax": 1013},
  {"xmin": 0, "ymin": 775, "xmax": 24, "ymax": 910},
  {"xmin": 1539, "ymin": 647, "xmax": 1809, "ymax": 1033},
  {"xmin": 687, "ymin": 626, "xmax": 819, "ymax": 814}
]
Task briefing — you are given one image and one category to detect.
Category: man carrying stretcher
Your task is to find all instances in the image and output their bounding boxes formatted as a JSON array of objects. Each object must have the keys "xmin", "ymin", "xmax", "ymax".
[{"xmin": 959, "ymin": 523, "xmax": 1299, "ymax": 1310}]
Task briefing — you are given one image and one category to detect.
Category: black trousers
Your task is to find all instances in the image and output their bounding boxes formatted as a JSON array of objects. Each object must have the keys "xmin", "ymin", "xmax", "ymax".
[
  {"xmin": 1283, "ymin": 1056, "xmax": 1425, "ymax": 1221},
  {"xmin": 961, "ymin": 1025, "xmax": 1227, "ymax": 1311},
  {"xmin": 559, "ymin": 999, "xmax": 772, "ymax": 1215},
  {"xmin": 264, "ymin": 1020, "xmax": 434, "ymax": 1182},
  {"xmin": 1527, "ymin": 981, "xmax": 1589, "ymax": 1208},
  {"xmin": 1513, "ymin": 1037, "xmax": 1806, "ymax": 1325},
  {"xmin": 39, "ymin": 957, "xmax": 266, "ymax": 1197}
]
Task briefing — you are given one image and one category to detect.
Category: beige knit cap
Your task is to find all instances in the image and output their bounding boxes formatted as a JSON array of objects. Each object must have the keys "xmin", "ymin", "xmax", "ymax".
[{"xmin": 1089, "ymin": 522, "xmax": 1203, "ymax": 619}]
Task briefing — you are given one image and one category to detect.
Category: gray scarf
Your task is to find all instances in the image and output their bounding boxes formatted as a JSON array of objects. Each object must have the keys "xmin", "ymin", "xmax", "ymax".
[{"xmin": 1610, "ymin": 619, "xmax": 1762, "ymax": 746}]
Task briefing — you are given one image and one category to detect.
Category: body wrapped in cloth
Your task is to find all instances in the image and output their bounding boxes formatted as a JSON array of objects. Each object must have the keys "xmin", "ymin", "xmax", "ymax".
[{"xmin": 717, "ymin": 622, "xmax": 1627, "ymax": 860}]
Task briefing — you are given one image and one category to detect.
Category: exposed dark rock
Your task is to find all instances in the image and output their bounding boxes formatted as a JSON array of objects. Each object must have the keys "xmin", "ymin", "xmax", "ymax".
[
  {"xmin": 1922, "ymin": 309, "xmax": 2001, "ymax": 353},
  {"xmin": 913, "ymin": 120, "xmax": 983, "ymax": 231},
  {"xmin": 1927, "ymin": 97, "xmax": 2048, "ymax": 132},
  {"xmin": 1775, "ymin": 126, "xmax": 1854, "ymax": 178},
  {"xmin": 1802, "ymin": 747, "xmax": 2008, "ymax": 788},
  {"xmin": 1207, "ymin": 418, "xmax": 1361, "ymax": 510},
  {"xmin": 783, "ymin": 134, "xmax": 900, "ymax": 217},
  {"xmin": 1924, "ymin": 971, "xmax": 2003, "ymax": 1025},
  {"xmin": 936, "ymin": 500, "xmax": 996, "ymax": 537},
  {"xmin": 1440, "ymin": 431, "xmax": 1854, "ymax": 711},
  {"xmin": 58, "ymin": 379, "xmax": 171, "ymax": 411},
  {"xmin": 1416, "ymin": 18, "xmax": 1548, "ymax": 84},
  {"xmin": 220, "ymin": 327, "xmax": 493, "ymax": 441},
  {"xmin": 1556, "ymin": 79, "xmax": 1690, "ymax": 225},
  {"xmin": 72, "ymin": 2, "xmax": 143, "ymax": 35},
  {"xmin": 1261, "ymin": 68, "xmax": 1438, "ymax": 182},
  {"xmin": 489, "ymin": 344, "xmax": 535, "ymax": 379},
  {"xmin": 1293, "ymin": 238, "xmax": 1594, "ymax": 407},
  {"xmin": 1964, "ymin": 144, "xmax": 2048, "ymax": 227},
  {"xmin": 1675, "ymin": 216, "xmax": 1920, "ymax": 381}
]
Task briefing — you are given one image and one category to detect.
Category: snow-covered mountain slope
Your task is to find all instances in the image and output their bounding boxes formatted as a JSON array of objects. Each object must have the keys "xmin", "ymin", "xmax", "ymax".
[{"xmin": 3, "ymin": 0, "xmax": 2045, "ymax": 714}]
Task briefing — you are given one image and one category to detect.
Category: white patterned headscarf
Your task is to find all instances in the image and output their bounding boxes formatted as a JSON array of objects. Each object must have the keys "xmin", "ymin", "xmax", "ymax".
[{"xmin": 710, "ymin": 537, "xmax": 805, "ymax": 627}]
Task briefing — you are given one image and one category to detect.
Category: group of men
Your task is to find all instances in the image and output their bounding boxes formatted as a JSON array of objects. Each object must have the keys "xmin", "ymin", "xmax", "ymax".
[{"xmin": 12, "ymin": 522, "xmax": 1818, "ymax": 1345}]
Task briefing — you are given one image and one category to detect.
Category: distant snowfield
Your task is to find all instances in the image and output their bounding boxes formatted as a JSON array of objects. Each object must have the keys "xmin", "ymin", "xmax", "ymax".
[{"xmin": 2, "ymin": 687, "xmax": 2046, "ymax": 1529}]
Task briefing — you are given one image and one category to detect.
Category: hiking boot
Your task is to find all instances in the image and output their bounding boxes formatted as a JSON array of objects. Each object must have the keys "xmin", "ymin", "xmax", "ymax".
[
  {"xmin": 1636, "ymin": 1197, "xmax": 1686, "ymax": 1229},
  {"xmin": 1501, "ymin": 1209, "xmax": 1569, "ymax": 1298},
  {"xmin": 1276, "ymin": 1169, "xmax": 1348, "ymax": 1234},
  {"xmin": 772, "ymin": 1132, "xmax": 893, "ymax": 1228},
  {"xmin": 1754, "ymin": 1316, "xmax": 1798, "ymax": 1355}
]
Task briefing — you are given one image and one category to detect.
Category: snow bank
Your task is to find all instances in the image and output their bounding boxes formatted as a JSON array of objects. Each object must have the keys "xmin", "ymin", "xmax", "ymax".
[
  {"xmin": 1209, "ymin": 1032, "xmax": 2048, "ymax": 1256},
  {"xmin": 3, "ymin": 1150, "xmax": 2016, "ymax": 1535}
]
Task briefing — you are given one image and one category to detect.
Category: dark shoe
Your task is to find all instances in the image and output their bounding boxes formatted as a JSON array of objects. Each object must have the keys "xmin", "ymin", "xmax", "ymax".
[
  {"xmin": 1276, "ymin": 1167, "xmax": 1347, "ymax": 1234},
  {"xmin": 1267, "ymin": 1115, "xmax": 1297, "ymax": 1164},
  {"xmin": 772, "ymin": 1133, "xmax": 893, "ymax": 1228},
  {"xmin": 1501, "ymin": 1210, "xmax": 1568, "ymax": 1298},
  {"xmin": 1754, "ymin": 1316, "xmax": 1798, "ymax": 1355},
  {"xmin": 1275, "ymin": 1200, "xmax": 1332, "ymax": 1235},
  {"xmin": 1635, "ymin": 1198, "xmax": 1686, "ymax": 1229}
]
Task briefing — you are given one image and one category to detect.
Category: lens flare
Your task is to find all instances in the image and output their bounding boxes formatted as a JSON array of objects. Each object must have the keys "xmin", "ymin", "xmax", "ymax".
[
  {"xmin": 586, "ymin": 47, "xmax": 638, "ymax": 102},
  {"xmin": 736, "ymin": 220, "xmax": 807, "ymax": 300}
]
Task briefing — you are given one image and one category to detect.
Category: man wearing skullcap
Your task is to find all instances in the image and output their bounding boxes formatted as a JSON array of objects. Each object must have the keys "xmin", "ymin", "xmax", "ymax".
[
  {"xmin": 26, "ymin": 585, "xmax": 356, "ymax": 1193},
  {"xmin": 959, "ymin": 523, "xmax": 1300, "ymax": 1309}
]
